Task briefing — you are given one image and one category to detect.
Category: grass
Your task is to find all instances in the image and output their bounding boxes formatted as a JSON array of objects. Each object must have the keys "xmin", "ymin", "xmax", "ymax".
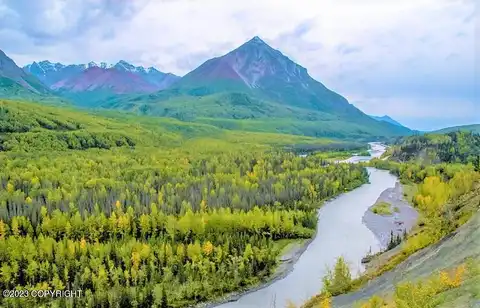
[
  {"xmin": 371, "ymin": 202, "xmax": 393, "ymax": 215},
  {"xmin": 272, "ymin": 239, "xmax": 309, "ymax": 258}
]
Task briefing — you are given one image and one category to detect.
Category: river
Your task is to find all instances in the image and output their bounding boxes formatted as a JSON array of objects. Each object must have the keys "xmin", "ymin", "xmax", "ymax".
[{"xmin": 215, "ymin": 143, "xmax": 397, "ymax": 308}]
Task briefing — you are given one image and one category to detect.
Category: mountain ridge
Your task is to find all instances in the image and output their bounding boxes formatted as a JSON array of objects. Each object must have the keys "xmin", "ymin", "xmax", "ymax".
[
  {"xmin": 1, "ymin": 38, "xmax": 413, "ymax": 139},
  {"xmin": 0, "ymin": 50, "xmax": 51, "ymax": 95},
  {"xmin": 433, "ymin": 124, "xmax": 480, "ymax": 134},
  {"xmin": 370, "ymin": 115, "xmax": 407, "ymax": 128},
  {"xmin": 23, "ymin": 59, "xmax": 181, "ymax": 97},
  {"xmin": 99, "ymin": 36, "xmax": 411, "ymax": 139}
]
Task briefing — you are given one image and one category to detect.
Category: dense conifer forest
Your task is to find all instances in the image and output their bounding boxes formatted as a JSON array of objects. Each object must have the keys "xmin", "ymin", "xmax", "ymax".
[{"xmin": 0, "ymin": 100, "xmax": 369, "ymax": 307}]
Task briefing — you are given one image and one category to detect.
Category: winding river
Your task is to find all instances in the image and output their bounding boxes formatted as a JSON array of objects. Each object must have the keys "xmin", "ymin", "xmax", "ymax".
[{"xmin": 216, "ymin": 143, "xmax": 397, "ymax": 308}]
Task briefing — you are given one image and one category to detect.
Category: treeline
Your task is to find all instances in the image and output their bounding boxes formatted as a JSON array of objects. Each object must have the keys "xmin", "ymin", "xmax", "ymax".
[
  {"xmin": 0, "ymin": 131, "xmax": 136, "ymax": 152},
  {"xmin": 389, "ymin": 131, "xmax": 480, "ymax": 166},
  {"xmin": 0, "ymin": 147, "xmax": 368, "ymax": 307},
  {"xmin": 0, "ymin": 150, "xmax": 367, "ymax": 224}
]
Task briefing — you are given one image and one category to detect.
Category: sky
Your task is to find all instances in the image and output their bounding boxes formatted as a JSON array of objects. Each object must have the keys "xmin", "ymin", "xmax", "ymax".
[{"xmin": 0, "ymin": 0, "xmax": 478, "ymax": 131}]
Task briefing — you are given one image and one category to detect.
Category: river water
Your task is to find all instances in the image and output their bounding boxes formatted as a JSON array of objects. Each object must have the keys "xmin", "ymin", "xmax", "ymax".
[{"xmin": 216, "ymin": 144, "xmax": 397, "ymax": 308}]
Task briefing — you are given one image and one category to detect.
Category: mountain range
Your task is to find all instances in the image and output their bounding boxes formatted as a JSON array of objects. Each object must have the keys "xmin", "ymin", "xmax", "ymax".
[
  {"xmin": 23, "ymin": 60, "xmax": 180, "ymax": 95},
  {"xmin": 370, "ymin": 115, "xmax": 407, "ymax": 128},
  {"xmin": 0, "ymin": 37, "xmax": 412, "ymax": 139}
]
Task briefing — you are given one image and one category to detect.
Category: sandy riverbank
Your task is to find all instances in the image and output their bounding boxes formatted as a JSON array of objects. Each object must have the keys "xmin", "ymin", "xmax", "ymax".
[{"xmin": 362, "ymin": 182, "xmax": 419, "ymax": 249}]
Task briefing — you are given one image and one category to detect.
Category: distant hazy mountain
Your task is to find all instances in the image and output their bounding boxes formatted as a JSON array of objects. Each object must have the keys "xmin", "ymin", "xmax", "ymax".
[
  {"xmin": 23, "ymin": 60, "xmax": 180, "ymax": 104},
  {"xmin": 51, "ymin": 67, "xmax": 160, "ymax": 94},
  {"xmin": 102, "ymin": 36, "xmax": 411, "ymax": 139},
  {"xmin": 434, "ymin": 124, "xmax": 480, "ymax": 134},
  {"xmin": 370, "ymin": 115, "xmax": 407, "ymax": 128},
  {"xmin": 24, "ymin": 61, "xmax": 86, "ymax": 87}
]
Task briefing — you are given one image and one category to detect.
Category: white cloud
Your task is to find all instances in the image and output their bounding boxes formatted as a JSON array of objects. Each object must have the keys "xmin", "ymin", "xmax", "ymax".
[{"xmin": 1, "ymin": 0, "xmax": 478, "ymax": 129}]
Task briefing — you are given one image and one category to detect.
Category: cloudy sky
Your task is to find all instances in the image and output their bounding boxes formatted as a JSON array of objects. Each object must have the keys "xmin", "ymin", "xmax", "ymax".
[{"xmin": 0, "ymin": 0, "xmax": 478, "ymax": 130}]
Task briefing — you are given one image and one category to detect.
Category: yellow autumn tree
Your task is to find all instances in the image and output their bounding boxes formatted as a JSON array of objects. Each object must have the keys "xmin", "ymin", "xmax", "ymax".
[
  {"xmin": 202, "ymin": 241, "xmax": 214, "ymax": 256},
  {"xmin": 0, "ymin": 220, "xmax": 6, "ymax": 240}
]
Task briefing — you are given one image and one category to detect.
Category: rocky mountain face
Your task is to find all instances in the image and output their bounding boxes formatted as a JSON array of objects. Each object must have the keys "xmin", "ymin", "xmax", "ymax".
[{"xmin": 175, "ymin": 36, "xmax": 361, "ymax": 116}]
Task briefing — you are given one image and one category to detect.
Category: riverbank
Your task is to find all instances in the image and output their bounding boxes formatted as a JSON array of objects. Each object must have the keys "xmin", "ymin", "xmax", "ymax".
[
  {"xmin": 212, "ymin": 168, "xmax": 397, "ymax": 308},
  {"xmin": 192, "ymin": 192, "xmax": 350, "ymax": 308},
  {"xmin": 194, "ymin": 172, "xmax": 378, "ymax": 308},
  {"xmin": 191, "ymin": 235, "xmax": 315, "ymax": 308},
  {"xmin": 362, "ymin": 182, "xmax": 419, "ymax": 248}
]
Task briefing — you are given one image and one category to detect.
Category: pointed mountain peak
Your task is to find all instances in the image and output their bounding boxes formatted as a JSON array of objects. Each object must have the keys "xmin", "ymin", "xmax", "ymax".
[
  {"xmin": 179, "ymin": 35, "xmax": 310, "ymax": 91},
  {"xmin": 114, "ymin": 60, "xmax": 136, "ymax": 72},
  {"xmin": 250, "ymin": 36, "xmax": 265, "ymax": 43},
  {"xmin": 241, "ymin": 36, "xmax": 271, "ymax": 49}
]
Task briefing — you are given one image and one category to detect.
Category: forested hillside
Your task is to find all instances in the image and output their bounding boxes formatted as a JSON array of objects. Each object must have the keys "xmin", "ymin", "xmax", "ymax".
[
  {"xmin": 0, "ymin": 99, "xmax": 370, "ymax": 307},
  {"xmin": 434, "ymin": 124, "xmax": 480, "ymax": 134},
  {"xmin": 302, "ymin": 131, "xmax": 480, "ymax": 308},
  {"xmin": 387, "ymin": 131, "xmax": 480, "ymax": 166}
]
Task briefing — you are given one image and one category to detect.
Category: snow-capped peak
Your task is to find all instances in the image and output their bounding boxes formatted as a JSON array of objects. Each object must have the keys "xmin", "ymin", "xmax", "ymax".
[
  {"xmin": 88, "ymin": 61, "xmax": 99, "ymax": 68},
  {"xmin": 30, "ymin": 60, "xmax": 65, "ymax": 72},
  {"xmin": 114, "ymin": 60, "xmax": 137, "ymax": 72},
  {"xmin": 24, "ymin": 60, "xmax": 172, "ymax": 78}
]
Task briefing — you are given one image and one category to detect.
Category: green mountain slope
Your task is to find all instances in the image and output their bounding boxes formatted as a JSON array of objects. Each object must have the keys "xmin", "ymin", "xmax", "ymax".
[
  {"xmin": 370, "ymin": 115, "xmax": 408, "ymax": 129},
  {"xmin": 102, "ymin": 90, "xmax": 410, "ymax": 140},
  {"xmin": 0, "ymin": 50, "xmax": 67, "ymax": 104},
  {"xmin": 97, "ymin": 37, "xmax": 411, "ymax": 140},
  {"xmin": 0, "ymin": 77, "xmax": 68, "ymax": 105}
]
